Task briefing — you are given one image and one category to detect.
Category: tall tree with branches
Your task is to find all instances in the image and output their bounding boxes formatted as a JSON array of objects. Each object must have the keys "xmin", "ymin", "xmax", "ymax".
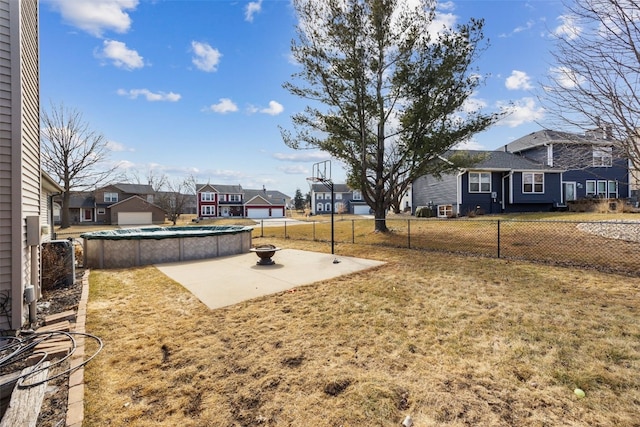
[
  {"xmin": 41, "ymin": 103, "xmax": 115, "ymax": 228},
  {"xmin": 542, "ymin": 0, "xmax": 640, "ymax": 179},
  {"xmin": 281, "ymin": 0, "xmax": 500, "ymax": 232}
]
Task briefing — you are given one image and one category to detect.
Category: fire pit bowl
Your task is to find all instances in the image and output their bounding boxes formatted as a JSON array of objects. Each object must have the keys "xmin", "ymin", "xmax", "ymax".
[{"xmin": 249, "ymin": 244, "xmax": 281, "ymax": 265}]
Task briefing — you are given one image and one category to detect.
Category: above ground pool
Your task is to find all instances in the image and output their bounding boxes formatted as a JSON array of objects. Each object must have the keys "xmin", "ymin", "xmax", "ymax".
[{"xmin": 81, "ymin": 226, "xmax": 253, "ymax": 269}]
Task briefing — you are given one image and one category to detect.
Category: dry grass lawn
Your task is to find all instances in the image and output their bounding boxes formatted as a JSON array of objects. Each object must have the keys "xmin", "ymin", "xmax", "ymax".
[{"xmin": 83, "ymin": 238, "xmax": 640, "ymax": 426}]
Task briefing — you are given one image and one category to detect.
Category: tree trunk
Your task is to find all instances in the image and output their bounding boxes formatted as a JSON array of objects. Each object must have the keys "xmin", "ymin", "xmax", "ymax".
[
  {"xmin": 373, "ymin": 203, "xmax": 388, "ymax": 232},
  {"xmin": 60, "ymin": 191, "xmax": 71, "ymax": 229}
]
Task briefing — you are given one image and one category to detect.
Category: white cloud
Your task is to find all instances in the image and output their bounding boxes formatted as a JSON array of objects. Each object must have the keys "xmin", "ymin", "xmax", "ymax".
[
  {"xmin": 500, "ymin": 20, "xmax": 535, "ymax": 37},
  {"xmin": 505, "ymin": 70, "xmax": 533, "ymax": 90},
  {"xmin": 549, "ymin": 66, "xmax": 585, "ymax": 89},
  {"xmin": 461, "ymin": 96, "xmax": 487, "ymax": 113},
  {"xmin": 106, "ymin": 140, "xmax": 134, "ymax": 152},
  {"xmin": 272, "ymin": 151, "xmax": 330, "ymax": 162},
  {"xmin": 453, "ymin": 138, "xmax": 485, "ymax": 150},
  {"xmin": 117, "ymin": 88, "xmax": 181, "ymax": 102},
  {"xmin": 437, "ymin": 1, "xmax": 456, "ymax": 11},
  {"xmin": 497, "ymin": 97, "xmax": 545, "ymax": 128},
  {"xmin": 191, "ymin": 41, "xmax": 222, "ymax": 72},
  {"xmin": 98, "ymin": 40, "xmax": 144, "ymax": 70},
  {"xmin": 206, "ymin": 98, "xmax": 238, "ymax": 114},
  {"xmin": 48, "ymin": 0, "xmax": 138, "ymax": 37},
  {"xmin": 260, "ymin": 100, "xmax": 284, "ymax": 116},
  {"xmin": 245, "ymin": 0, "xmax": 263, "ymax": 22},
  {"xmin": 554, "ymin": 14, "xmax": 581, "ymax": 40},
  {"xmin": 114, "ymin": 159, "xmax": 136, "ymax": 169},
  {"xmin": 277, "ymin": 165, "xmax": 308, "ymax": 174}
]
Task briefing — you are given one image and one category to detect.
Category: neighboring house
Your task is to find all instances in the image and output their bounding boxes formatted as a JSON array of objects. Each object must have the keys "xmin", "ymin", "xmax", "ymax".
[
  {"xmin": 63, "ymin": 191, "xmax": 96, "ymax": 224},
  {"xmin": 156, "ymin": 191, "xmax": 197, "ymax": 215},
  {"xmin": 412, "ymin": 150, "xmax": 566, "ymax": 217},
  {"xmin": 195, "ymin": 184, "xmax": 290, "ymax": 219},
  {"xmin": 0, "ymin": 0, "xmax": 41, "ymax": 329},
  {"xmin": 243, "ymin": 188, "xmax": 289, "ymax": 218},
  {"xmin": 94, "ymin": 183, "xmax": 159, "ymax": 225},
  {"xmin": 310, "ymin": 183, "xmax": 370, "ymax": 215},
  {"xmin": 60, "ymin": 183, "xmax": 166, "ymax": 226},
  {"xmin": 500, "ymin": 129, "xmax": 630, "ymax": 203},
  {"xmin": 41, "ymin": 172, "xmax": 63, "ymax": 242}
]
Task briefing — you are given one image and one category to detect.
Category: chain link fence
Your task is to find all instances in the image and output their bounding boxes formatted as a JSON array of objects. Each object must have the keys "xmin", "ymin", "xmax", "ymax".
[{"xmin": 255, "ymin": 218, "xmax": 640, "ymax": 276}]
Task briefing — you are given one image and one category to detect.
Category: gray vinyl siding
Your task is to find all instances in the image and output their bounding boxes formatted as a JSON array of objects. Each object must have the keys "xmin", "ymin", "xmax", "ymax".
[
  {"xmin": 411, "ymin": 173, "xmax": 459, "ymax": 214},
  {"xmin": 0, "ymin": 0, "xmax": 13, "ymax": 318},
  {"xmin": 0, "ymin": 0, "xmax": 40, "ymax": 329}
]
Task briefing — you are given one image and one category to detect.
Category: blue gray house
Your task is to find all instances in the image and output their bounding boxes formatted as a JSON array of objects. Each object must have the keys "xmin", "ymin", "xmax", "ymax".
[
  {"xmin": 500, "ymin": 129, "xmax": 630, "ymax": 202},
  {"xmin": 310, "ymin": 183, "xmax": 370, "ymax": 215},
  {"xmin": 412, "ymin": 150, "xmax": 566, "ymax": 217}
]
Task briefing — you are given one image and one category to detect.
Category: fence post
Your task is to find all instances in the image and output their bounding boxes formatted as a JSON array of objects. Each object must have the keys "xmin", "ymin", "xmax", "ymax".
[
  {"xmin": 352, "ymin": 220, "xmax": 355, "ymax": 244},
  {"xmin": 261, "ymin": 220, "xmax": 264, "ymax": 238},
  {"xmin": 497, "ymin": 220, "xmax": 501, "ymax": 258},
  {"xmin": 284, "ymin": 221, "xmax": 287, "ymax": 239},
  {"xmin": 407, "ymin": 219, "xmax": 411, "ymax": 249},
  {"xmin": 313, "ymin": 221, "xmax": 316, "ymax": 241}
]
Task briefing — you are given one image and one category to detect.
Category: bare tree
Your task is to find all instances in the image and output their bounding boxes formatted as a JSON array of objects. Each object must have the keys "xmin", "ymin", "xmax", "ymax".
[
  {"xmin": 41, "ymin": 102, "xmax": 116, "ymax": 228},
  {"xmin": 154, "ymin": 176, "xmax": 196, "ymax": 225},
  {"xmin": 542, "ymin": 0, "xmax": 640, "ymax": 174},
  {"xmin": 282, "ymin": 0, "xmax": 500, "ymax": 232}
]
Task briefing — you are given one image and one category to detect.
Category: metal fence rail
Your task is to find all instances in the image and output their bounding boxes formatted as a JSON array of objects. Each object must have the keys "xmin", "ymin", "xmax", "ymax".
[{"xmin": 255, "ymin": 218, "xmax": 640, "ymax": 276}]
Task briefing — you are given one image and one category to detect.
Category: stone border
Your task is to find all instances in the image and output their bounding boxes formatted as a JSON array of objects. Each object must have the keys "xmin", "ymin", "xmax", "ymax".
[{"xmin": 65, "ymin": 270, "xmax": 89, "ymax": 427}]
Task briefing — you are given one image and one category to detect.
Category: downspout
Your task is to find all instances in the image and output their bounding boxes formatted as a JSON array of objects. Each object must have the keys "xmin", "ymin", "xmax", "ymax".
[
  {"xmin": 502, "ymin": 171, "xmax": 514, "ymax": 211},
  {"xmin": 29, "ymin": 245, "xmax": 38, "ymax": 323},
  {"xmin": 456, "ymin": 170, "xmax": 465, "ymax": 215},
  {"xmin": 49, "ymin": 192, "xmax": 61, "ymax": 240}
]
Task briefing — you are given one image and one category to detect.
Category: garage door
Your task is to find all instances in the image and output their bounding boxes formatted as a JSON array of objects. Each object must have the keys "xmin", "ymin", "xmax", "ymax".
[
  {"xmin": 247, "ymin": 208, "xmax": 270, "ymax": 219},
  {"xmin": 118, "ymin": 212, "xmax": 152, "ymax": 225},
  {"xmin": 270, "ymin": 208, "xmax": 284, "ymax": 218},
  {"xmin": 353, "ymin": 205, "xmax": 371, "ymax": 215}
]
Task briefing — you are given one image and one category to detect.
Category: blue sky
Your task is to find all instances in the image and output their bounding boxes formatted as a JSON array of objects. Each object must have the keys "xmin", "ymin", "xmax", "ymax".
[{"xmin": 40, "ymin": 0, "xmax": 569, "ymax": 197}]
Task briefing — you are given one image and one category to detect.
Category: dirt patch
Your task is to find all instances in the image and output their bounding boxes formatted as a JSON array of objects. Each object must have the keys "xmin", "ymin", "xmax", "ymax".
[{"xmin": 34, "ymin": 270, "xmax": 84, "ymax": 426}]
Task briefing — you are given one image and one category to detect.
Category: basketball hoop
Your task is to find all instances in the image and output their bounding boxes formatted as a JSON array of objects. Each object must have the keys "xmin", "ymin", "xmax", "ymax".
[{"xmin": 307, "ymin": 160, "xmax": 335, "ymax": 255}]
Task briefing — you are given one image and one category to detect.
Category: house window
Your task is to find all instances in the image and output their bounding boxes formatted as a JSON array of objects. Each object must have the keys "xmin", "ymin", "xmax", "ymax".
[
  {"xmin": 335, "ymin": 193, "xmax": 342, "ymax": 200},
  {"xmin": 325, "ymin": 203, "xmax": 331, "ymax": 211},
  {"xmin": 201, "ymin": 205, "xmax": 215, "ymax": 216},
  {"xmin": 597, "ymin": 180, "xmax": 607, "ymax": 197},
  {"xmin": 608, "ymin": 181, "xmax": 618, "ymax": 198},
  {"xmin": 469, "ymin": 172, "xmax": 491, "ymax": 193},
  {"xmin": 97, "ymin": 208, "xmax": 105, "ymax": 215},
  {"xmin": 586, "ymin": 180, "xmax": 596, "ymax": 196},
  {"xmin": 352, "ymin": 190, "xmax": 362, "ymax": 200},
  {"xmin": 317, "ymin": 204, "xmax": 324, "ymax": 212},
  {"xmin": 229, "ymin": 194, "xmax": 241, "ymax": 202},
  {"xmin": 437, "ymin": 205, "xmax": 453, "ymax": 218},
  {"xmin": 201, "ymin": 192, "xmax": 214, "ymax": 201},
  {"xmin": 335, "ymin": 202, "xmax": 345, "ymax": 213},
  {"xmin": 104, "ymin": 192, "xmax": 118, "ymax": 203},
  {"xmin": 593, "ymin": 147, "xmax": 613, "ymax": 167},
  {"xmin": 523, "ymin": 172, "xmax": 544, "ymax": 193}
]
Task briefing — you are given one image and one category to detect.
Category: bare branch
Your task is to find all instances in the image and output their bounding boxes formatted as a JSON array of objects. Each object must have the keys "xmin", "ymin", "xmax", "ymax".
[{"xmin": 41, "ymin": 102, "xmax": 116, "ymax": 228}]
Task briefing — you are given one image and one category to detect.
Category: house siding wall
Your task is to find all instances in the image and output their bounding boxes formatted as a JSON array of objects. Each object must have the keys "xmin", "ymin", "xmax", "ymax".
[
  {"xmin": 109, "ymin": 197, "xmax": 165, "ymax": 224},
  {"xmin": 0, "ymin": 0, "xmax": 39, "ymax": 329},
  {"xmin": 459, "ymin": 172, "xmax": 503, "ymax": 215},
  {"xmin": 411, "ymin": 173, "xmax": 458, "ymax": 214},
  {"xmin": 0, "ymin": 1, "xmax": 13, "ymax": 316},
  {"xmin": 562, "ymin": 160, "xmax": 630, "ymax": 199},
  {"xmin": 509, "ymin": 173, "xmax": 562, "ymax": 205}
]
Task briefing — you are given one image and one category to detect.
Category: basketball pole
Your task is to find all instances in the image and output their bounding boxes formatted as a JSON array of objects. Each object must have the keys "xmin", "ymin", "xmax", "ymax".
[
  {"xmin": 330, "ymin": 180, "xmax": 334, "ymax": 255},
  {"xmin": 309, "ymin": 160, "xmax": 335, "ymax": 255}
]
